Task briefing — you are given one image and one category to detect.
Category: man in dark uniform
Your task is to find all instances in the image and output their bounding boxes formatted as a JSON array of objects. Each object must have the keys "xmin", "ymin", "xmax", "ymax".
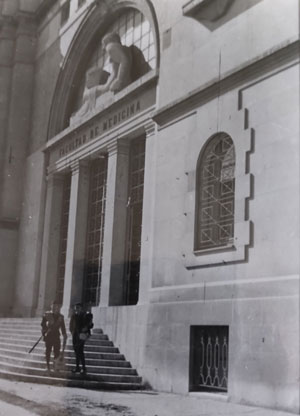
[
  {"xmin": 69, "ymin": 303, "xmax": 93, "ymax": 374},
  {"xmin": 85, "ymin": 302, "xmax": 94, "ymax": 337},
  {"xmin": 41, "ymin": 302, "xmax": 67, "ymax": 373}
]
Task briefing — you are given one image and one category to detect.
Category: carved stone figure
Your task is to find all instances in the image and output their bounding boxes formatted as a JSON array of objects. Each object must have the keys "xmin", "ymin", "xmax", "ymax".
[
  {"xmin": 71, "ymin": 33, "xmax": 132, "ymax": 123},
  {"xmin": 97, "ymin": 32, "xmax": 133, "ymax": 94},
  {"xmin": 73, "ymin": 67, "xmax": 110, "ymax": 119},
  {"xmin": 71, "ymin": 32, "xmax": 151, "ymax": 124}
]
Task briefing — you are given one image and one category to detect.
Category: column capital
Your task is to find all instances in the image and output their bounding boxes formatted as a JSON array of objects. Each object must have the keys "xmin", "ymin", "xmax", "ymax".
[
  {"xmin": 107, "ymin": 138, "xmax": 130, "ymax": 157},
  {"xmin": 144, "ymin": 120, "xmax": 156, "ymax": 138},
  {"xmin": 70, "ymin": 159, "xmax": 89, "ymax": 175},
  {"xmin": 46, "ymin": 172, "xmax": 65, "ymax": 185}
]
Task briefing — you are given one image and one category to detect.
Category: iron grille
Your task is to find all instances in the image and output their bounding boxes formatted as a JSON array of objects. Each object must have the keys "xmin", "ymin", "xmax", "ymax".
[
  {"xmin": 190, "ymin": 326, "xmax": 229, "ymax": 392},
  {"xmin": 124, "ymin": 138, "xmax": 145, "ymax": 305},
  {"xmin": 83, "ymin": 157, "xmax": 107, "ymax": 306},
  {"xmin": 56, "ymin": 174, "xmax": 71, "ymax": 304},
  {"xmin": 196, "ymin": 133, "xmax": 235, "ymax": 250}
]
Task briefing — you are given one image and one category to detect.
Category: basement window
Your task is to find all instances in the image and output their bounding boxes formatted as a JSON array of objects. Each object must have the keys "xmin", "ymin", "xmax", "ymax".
[{"xmin": 190, "ymin": 326, "xmax": 229, "ymax": 392}]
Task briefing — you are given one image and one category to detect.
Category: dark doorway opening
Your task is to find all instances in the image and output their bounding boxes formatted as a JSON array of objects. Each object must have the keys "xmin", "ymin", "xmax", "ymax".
[{"xmin": 124, "ymin": 137, "xmax": 145, "ymax": 305}]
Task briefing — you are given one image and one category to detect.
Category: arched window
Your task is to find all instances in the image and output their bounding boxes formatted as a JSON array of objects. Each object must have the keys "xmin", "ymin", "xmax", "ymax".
[{"xmin": 195, "ymin": 133, "xmax": 235, "ymax": 251}]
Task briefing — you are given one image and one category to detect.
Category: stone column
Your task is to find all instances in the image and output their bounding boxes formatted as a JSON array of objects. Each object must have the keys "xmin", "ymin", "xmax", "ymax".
[
  {"xmin": 100, "ymin": 139, "xmax": 130, "ymax": 307},
  {"xmin": 138, "ymin": 122, "xmax": 156, "ymax": 304},
  {"xmin": 62, "ymin": 161, "xmax": 90, "ymax": 316},
  {"xmin": 0, "ymin": 17, "xmax": 15, "ymax": 199},
  {"xmin": 0, "ymin": 13, "xmax": 36, "ymax": 316},
  {"xmin": 0, "ymin": 18, "xmax": 17, "ymax": 315},
  {"xmin": 0, "ymin": 13, "xmax": 36, "ymax": 219},
  {"xmin": 36, "ymin": 173, "xmax": 65, "ymax": 314}
]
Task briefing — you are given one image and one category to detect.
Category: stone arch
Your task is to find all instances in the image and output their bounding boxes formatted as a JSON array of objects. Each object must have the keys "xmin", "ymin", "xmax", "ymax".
[{"xmin": 47, "ymin": 0, "xmax": 160, "ymax": 139}]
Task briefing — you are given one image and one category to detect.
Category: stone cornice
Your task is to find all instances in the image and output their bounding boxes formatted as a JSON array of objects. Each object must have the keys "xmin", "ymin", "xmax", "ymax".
[
  {"xmin": 152, "ymin": 39, "xmax": 300, "ymax": 128},
  {"xmin": 144, "ymin": 120, "xmax": 156, "ymax": 138},
  {"xmin": 46, "ymin": 69, "xmax": 158, "ymax": 150}
]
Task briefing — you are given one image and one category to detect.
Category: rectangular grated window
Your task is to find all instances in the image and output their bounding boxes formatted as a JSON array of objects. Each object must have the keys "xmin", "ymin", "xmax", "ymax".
[
  {"xmin": 190, "ymin": 326, "xmax": 229, "ymax": 392},
  {"xmin": 56, "ymin": 173, "xmax": 71, "ymax": 304},
  {"xmin": 83, "ymin": 157, "xmax": 107, "ymax": 306},
  {"xmin": 124, "ymin": 137, "xmax": 145, "ymax": 305}
]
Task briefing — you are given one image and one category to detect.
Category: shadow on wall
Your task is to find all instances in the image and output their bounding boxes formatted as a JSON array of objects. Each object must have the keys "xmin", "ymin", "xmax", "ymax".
[{"xmin": 184, "ymin": 0, "xmax": 264, "ymax": 31}]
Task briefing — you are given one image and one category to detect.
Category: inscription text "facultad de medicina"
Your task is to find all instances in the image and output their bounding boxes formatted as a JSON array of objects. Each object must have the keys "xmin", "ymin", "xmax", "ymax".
[{"xmin": 59, "ymin": 100, "xmax": 141, "ymax": 158}]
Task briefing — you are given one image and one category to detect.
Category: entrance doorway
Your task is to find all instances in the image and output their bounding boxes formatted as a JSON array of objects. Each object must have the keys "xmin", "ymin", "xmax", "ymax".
[
  {"xmin": 56, "ymin": 173, "xmax": 71, "ymax": 304},
  {"xmin": 83, "ymin": 157, "xmax": 107, "ymax": 305},
  {"xmin": 124, "ymin": 137, "xmax": 145, "ymax": 305}
]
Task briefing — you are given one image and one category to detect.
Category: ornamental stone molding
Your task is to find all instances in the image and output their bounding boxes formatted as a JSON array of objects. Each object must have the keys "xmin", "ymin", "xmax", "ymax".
[
  {"xmin": 183, "ymin": 107, "xmax": 254, "ymax": 269},
  {"xmin": 47, "ymin": 0, "xmax": 160, "ymax": 139},
  {"xmin": 144, "ymin": 120, "xmax": 156, "ymax": 138}
]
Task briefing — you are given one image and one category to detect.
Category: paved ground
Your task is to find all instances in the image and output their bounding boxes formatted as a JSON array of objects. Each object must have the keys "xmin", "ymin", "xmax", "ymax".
[{"xmin": 0, "ymin": 379, "xmax": 295, "ymax": 416}]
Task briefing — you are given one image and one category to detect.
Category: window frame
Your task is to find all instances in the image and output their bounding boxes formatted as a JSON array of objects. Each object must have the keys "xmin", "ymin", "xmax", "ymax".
[
  {"xmin": 183, "ymin": 109, "xmax": 253, "ymax": 269},
  {"xmin": 194, "ymin": 133, "xmax": 236, "ymax": 253}
]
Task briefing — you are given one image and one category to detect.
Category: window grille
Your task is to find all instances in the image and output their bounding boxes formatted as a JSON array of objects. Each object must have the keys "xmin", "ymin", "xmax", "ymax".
[
  {"xmin": 124, "ymin": 138, "xmax": 145, "ymax": 305},
  {"xmin": 195, "ymin": 133, "xmax": 235, "ymax": 251},
  {"xmin": 190, "ymin": 326, "xmax": 229, "ymax": 392},
  {"xmin": 83, "ymin": 158, "xmax": 107, "ymax": 306},
  {"xmin": 56, "ymin": 174, "xmax": 71, "ymax": 304}
]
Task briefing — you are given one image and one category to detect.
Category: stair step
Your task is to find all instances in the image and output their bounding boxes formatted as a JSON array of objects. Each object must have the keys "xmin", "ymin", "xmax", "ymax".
[
  {"xmin": 0, "ymin": 340, "xmax": 117, "ymax": 353},
  {"xmin": 0, "ymin": 318, "xmax": 41, "ymax": 325},
  {"xmin": 0, "ymin": 344, "xmax": 125, "ymax": 360},
  {"xmin": 0, "ymin": 362, "xmax": 142, "ymax": 383},
  {"xmin": 0, "ymin": 328, "xmax": 108, "ymax": 339},
  {"xmin": 1, "ymin": 333, "xmax": 110, "ymax": 344},
  {"xmin": 0, "ymin": 357, "xmax": 137, "ymax": 375},
  {"xmin": 0, "ymin": 370, "xmax": 143, "ymax": 390},
  {"xmin": 0, "ymin": 319, "xmax": 143, "ymax": 390},
  {"xmin": 0, "ymin": 348, "xmax": 131, "ymax": 367}
]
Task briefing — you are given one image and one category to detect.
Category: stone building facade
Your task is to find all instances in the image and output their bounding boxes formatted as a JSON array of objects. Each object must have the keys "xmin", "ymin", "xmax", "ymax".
[{"xmin": 0, "ymin": 0, "xmax": 299, "ymax": 412}]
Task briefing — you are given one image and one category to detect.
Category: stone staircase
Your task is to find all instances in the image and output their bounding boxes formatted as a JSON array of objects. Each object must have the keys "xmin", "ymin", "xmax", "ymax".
[{"xmin": 0, "ymin": 318, "xmax": 143, "ymax": 390}]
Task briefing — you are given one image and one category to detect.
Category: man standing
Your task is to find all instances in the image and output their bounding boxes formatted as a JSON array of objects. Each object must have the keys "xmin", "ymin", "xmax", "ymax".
[
  {"xmin": 69, "ymin": 303, "xmax": 93, "ymax": 374},
  {"xmin": 41, "ymin": 302, "xmax": 67, "ymax": 374}
]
